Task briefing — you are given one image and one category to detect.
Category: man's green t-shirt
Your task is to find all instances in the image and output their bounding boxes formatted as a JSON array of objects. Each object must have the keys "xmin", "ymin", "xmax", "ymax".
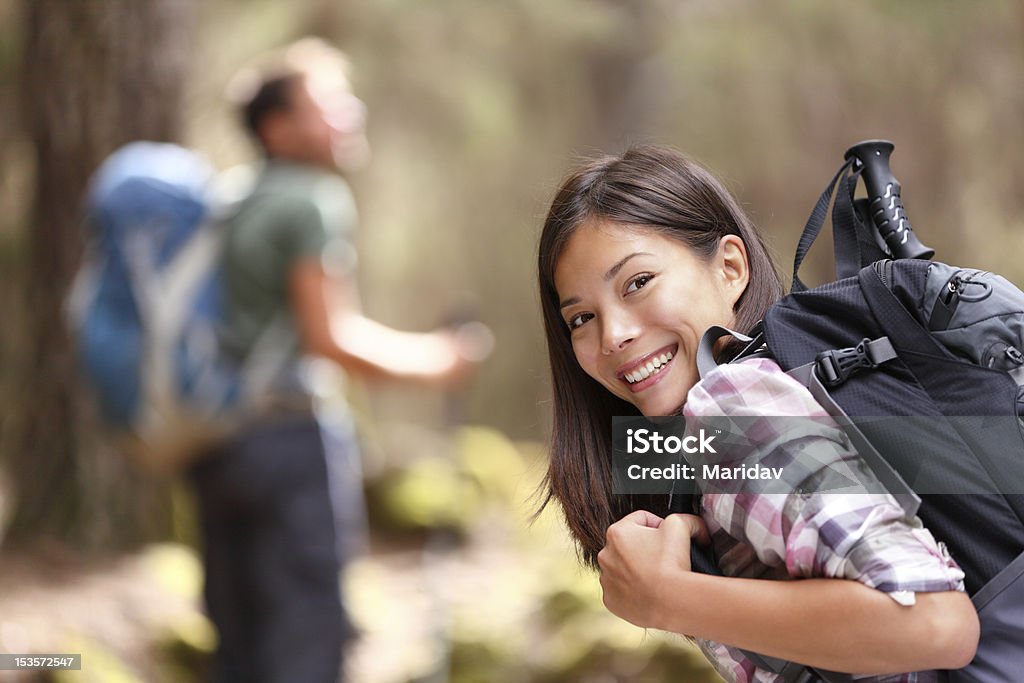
[{"xmin": 221, "ymin": 160, "xmax": 357, "ymax": 362}]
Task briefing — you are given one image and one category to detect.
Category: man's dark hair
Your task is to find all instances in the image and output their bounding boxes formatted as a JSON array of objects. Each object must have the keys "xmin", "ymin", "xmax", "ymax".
[
  {"xmin": 240, "ymin": 71, "xmax": 302, "ymax": 143},
  {"xmin": 229, "ymin": 38, "xmax": 352, "ymax": 148}
]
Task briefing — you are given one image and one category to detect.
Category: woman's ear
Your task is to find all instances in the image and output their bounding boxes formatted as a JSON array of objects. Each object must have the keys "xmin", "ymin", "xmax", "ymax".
[{"xmin": 718, "ymin": 235, "xmax": 750, "ymax": 307}]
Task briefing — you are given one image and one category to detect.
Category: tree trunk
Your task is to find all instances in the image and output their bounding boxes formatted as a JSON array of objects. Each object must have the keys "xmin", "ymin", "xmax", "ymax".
[
  {"xmin": 582, "ymin": 0, "xmax": 661, "ymax": 150},
  {"xmin": 4, "ymin": 0, "xmax": 196, "ymax": 551}
]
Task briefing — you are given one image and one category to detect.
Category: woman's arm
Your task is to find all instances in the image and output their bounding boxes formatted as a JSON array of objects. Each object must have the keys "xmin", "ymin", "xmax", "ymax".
[{"xmin": 598, "ymin": 511, "xmax": 979, "ymax": 675}]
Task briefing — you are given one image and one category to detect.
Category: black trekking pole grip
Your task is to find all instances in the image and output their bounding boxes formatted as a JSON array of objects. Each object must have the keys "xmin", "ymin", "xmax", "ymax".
[{"xmin": 843, "ymin": 140, "xmax": 934, "ymax": 260}]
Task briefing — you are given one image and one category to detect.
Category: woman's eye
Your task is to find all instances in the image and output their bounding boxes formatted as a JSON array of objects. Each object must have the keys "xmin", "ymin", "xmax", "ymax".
[
  {"xmin": 566, "ymin": 312, "xmax": 593, "ymax": 331},
  {"xmin": 625, "ymin": 274, "xmax": 653, "ymax": 294}
]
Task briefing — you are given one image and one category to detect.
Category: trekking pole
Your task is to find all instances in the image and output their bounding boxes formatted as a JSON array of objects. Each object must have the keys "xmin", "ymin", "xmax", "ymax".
[{"xmin": 844, "ymin": 140, "xmax": 934, "ymax": 260}]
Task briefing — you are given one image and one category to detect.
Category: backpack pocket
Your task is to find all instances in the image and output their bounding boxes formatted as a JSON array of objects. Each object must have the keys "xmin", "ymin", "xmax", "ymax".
[{"xmin": 921, "ymin": 262, "xmax": 1024, "ymax": 377}]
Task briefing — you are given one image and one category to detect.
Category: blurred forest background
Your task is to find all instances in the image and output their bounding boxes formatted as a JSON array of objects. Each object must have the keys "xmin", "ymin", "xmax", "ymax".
[{"xmin": 0, "ymin": 0, "xmax": 1022, "ymax": 681}]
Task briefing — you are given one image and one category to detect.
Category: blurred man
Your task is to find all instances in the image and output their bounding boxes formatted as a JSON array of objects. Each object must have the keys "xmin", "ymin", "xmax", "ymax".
[{"xmin": 190, "ymin": 39, "xmax": 482, "ymax": 683}]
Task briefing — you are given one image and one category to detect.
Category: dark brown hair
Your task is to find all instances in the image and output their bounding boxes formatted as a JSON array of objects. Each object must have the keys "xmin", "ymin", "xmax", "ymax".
[
  {"xmin": 227, "ymin": 38, "xmax": 352, "ymax": 150},
  {"xmin": 536, "ymin": 145, "xmax": 783, "ymax": 566},
  {"xmin": 240, "ymin": 72, "xmax": 303, "ymax": 143}
]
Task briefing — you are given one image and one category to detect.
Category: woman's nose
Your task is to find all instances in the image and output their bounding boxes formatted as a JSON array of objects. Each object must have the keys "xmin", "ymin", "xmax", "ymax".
[{"xmin": 601, "ymin": 314, "xmax": 638, "ymax": 355}]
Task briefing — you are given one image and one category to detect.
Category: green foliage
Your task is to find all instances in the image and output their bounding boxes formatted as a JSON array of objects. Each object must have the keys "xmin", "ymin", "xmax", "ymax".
[
  {"xmin": 184, "ymin": 0, "xmax": 1024, "ymax": 440},
  {"xmin": 154, "ymin": 610, "xmax": 217, "ymax": 683},
  {"xmin": 6, "ymin": 0, "xmax": 1024, "ymax": 454},
  {"xmin": 369, "ymin": 454, "xmax": 479, "ymax": 534},
  {"xmin": 356, "ymin": 424, "xmax": 723, "ymax": 682},
  {"xmin": 52, "ymin": 638, "xmax": 140, "ymax": 683},
  {"xmin": 4, "ymin": 3, "xmax": 1024, "ymax": 679},
  {"xmin": 363, "ymin": 425, "xmax": 530, "ymax": 536}
]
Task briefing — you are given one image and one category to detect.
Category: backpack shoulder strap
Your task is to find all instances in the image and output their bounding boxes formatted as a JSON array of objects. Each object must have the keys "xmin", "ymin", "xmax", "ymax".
[
  {"xmin": 697, "ymin": 324, "xmax": 917, "ymax": 515},
  {"xmin": 692, "ymin": 326, "xmax": 866, "ymax": 683},
  {"xmin": 696, "ymin": 325, "xmax": 762, "ymax": 379},
  {"xmin": 785, "ymin": 361, "xmax": 921, "ymax": 518}
]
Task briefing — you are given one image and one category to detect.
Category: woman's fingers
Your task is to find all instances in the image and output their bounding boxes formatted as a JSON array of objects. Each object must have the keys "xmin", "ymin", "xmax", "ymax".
[
  {"xmin": 604, "ymin": 511, "xmax": 706, "ymax": 547},
  {"xmin": 597, "ymin": 511, "xmax": 705, "ymax": 628},
  {"xmin": 618, "ymin": 509, "xmax": 665, "ymax": 530},
  {"xmin": 602, "ymin": 510, "xmax": 662, "ymax": 558},
  {"xmin": 662, "ymin": 513, "xmax": 710, "ymax": 546}
]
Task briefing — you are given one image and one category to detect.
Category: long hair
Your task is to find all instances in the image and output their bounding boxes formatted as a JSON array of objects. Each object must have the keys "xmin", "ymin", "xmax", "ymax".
[{"xmin": 536, "ymin": 145, "xmax": 783, "ymax": 566}]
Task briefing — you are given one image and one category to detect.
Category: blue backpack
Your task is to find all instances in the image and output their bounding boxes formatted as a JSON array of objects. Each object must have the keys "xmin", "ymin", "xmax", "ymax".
[{"xmin": 70, "ymin": 142, "xmax": 286, "ymax": 472}]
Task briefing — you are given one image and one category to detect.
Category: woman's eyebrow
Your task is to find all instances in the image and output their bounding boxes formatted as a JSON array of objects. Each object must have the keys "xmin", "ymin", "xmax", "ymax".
[
  {"xmin": 604, "ymin": 251, "xmax": 653, "ymax": 281},
  {"xmin": 559, "ymin": 251, "xmax": 655, "ymax": 309}
]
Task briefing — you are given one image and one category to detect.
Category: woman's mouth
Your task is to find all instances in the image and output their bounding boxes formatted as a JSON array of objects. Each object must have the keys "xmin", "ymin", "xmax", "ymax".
[{"xmin": 620, "ymin": 345, "xmax": 677, "ymax": 392}]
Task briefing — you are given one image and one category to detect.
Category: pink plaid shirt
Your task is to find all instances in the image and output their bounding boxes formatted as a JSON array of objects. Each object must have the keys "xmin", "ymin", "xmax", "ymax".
[{"xmin": 682, "ymin": 358, "xmax": 965, "ymax": 683}]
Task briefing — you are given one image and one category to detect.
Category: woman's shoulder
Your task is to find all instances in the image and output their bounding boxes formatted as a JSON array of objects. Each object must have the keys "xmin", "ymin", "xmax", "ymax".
[{"xmin": 683, "ymin": 357, "xmax": 829, "ymax": 419}]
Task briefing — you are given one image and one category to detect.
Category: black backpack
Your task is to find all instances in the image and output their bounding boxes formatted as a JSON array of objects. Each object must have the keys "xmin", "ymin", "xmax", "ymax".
[{"xmin": 693, "ymin": 141, "xmax": 1024, "ymax": 683}]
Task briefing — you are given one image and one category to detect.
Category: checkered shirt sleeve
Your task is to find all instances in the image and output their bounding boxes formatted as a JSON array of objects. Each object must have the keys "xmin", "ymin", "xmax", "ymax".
[{"xmin": 680, "ymin": 358, "xmax": 965, "ymax": 683}]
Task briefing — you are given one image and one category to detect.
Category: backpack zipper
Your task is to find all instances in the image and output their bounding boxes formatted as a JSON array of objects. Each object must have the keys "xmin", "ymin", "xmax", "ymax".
[
  {"xmin": 928, "ymin": 268, "xmax": 968, "ymax": 331},
  {"xmin": 872, "ymin": 259, "xmax": 894, "ymax": 289},
  {"xmin": 942, "ymin": 274, "xmax": 964, "ymax": 307}
]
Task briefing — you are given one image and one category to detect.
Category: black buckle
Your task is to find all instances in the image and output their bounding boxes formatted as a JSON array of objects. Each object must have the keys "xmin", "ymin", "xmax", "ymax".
[{"xmin": 815, "ymin": 338, "xmax": 879, "ymax": 387}]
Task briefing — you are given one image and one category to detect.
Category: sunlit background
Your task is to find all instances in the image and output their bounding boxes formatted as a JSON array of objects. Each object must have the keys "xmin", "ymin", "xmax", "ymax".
[{"xmin": 0, "ymin": 1, "xmax": 1022, "ymax": 681}]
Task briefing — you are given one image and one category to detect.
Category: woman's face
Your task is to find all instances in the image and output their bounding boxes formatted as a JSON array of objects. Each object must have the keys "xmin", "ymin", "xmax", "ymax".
[{"xmin": 554, "ymin": 221, "xmax": 749, "ymax": 416}]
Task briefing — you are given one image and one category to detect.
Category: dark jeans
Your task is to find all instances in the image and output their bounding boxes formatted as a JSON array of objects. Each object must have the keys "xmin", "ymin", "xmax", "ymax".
[{"xmin": 189, "ymin": 418, "xmax": 351, "ymax": 683}]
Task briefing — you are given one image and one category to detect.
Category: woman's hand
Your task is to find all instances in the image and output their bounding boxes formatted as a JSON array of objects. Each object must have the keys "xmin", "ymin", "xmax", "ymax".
[{"xmin": 597, "ymin": 511, "xmax": 709, "ymax": 630}]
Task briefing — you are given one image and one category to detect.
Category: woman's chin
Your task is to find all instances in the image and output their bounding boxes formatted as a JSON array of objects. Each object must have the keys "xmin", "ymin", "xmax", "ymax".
[{"xmin": 637, "ymin": 392, "xmax": 687, "ymax": 417}]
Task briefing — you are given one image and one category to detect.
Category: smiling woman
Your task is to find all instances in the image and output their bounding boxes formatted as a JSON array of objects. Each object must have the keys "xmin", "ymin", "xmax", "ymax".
[
  {"xmin": 536, "ymin": 146, "xmax": 782, "ymax": 560},
  {"xmin": 535, "ymin": 146, "xmax": 979, "ymax": 682},
  {"xmin": 554, "ymin": 223, "xmax": 748, "ymax": 416}
]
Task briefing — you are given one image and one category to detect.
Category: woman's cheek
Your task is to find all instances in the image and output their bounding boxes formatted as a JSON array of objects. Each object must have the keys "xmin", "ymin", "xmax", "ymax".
[{"xmin": 572, "ymin": 340, "xmax": 601, "ymax": 383}]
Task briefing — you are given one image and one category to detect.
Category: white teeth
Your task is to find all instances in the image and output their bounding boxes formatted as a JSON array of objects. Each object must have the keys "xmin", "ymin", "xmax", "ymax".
[{"xmin": 623, "ymin": 350, "xmax": 677, "ymax": 384}]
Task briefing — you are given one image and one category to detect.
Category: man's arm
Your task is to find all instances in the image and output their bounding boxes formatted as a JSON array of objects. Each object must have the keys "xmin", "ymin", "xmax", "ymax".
[{"xmin": 289, "ymin": 258, "xmax": 471, "ymax": 384}]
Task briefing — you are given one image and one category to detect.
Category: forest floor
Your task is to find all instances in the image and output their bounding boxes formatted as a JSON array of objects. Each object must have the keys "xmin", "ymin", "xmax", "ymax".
[
  {"xmin": 0, "ymin": 531, "xmax": 550, "ymax": 683},
  {"xmin": 0, "ymin": 527, "xmax": 719, "ymax": 683},
  {"xmin": 0, "ymin": 543, "xmax": 209, "ymax": 682},
  {"xmin": 0, "ymin": 424, "xmax": 719, "ymax": 683}
]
